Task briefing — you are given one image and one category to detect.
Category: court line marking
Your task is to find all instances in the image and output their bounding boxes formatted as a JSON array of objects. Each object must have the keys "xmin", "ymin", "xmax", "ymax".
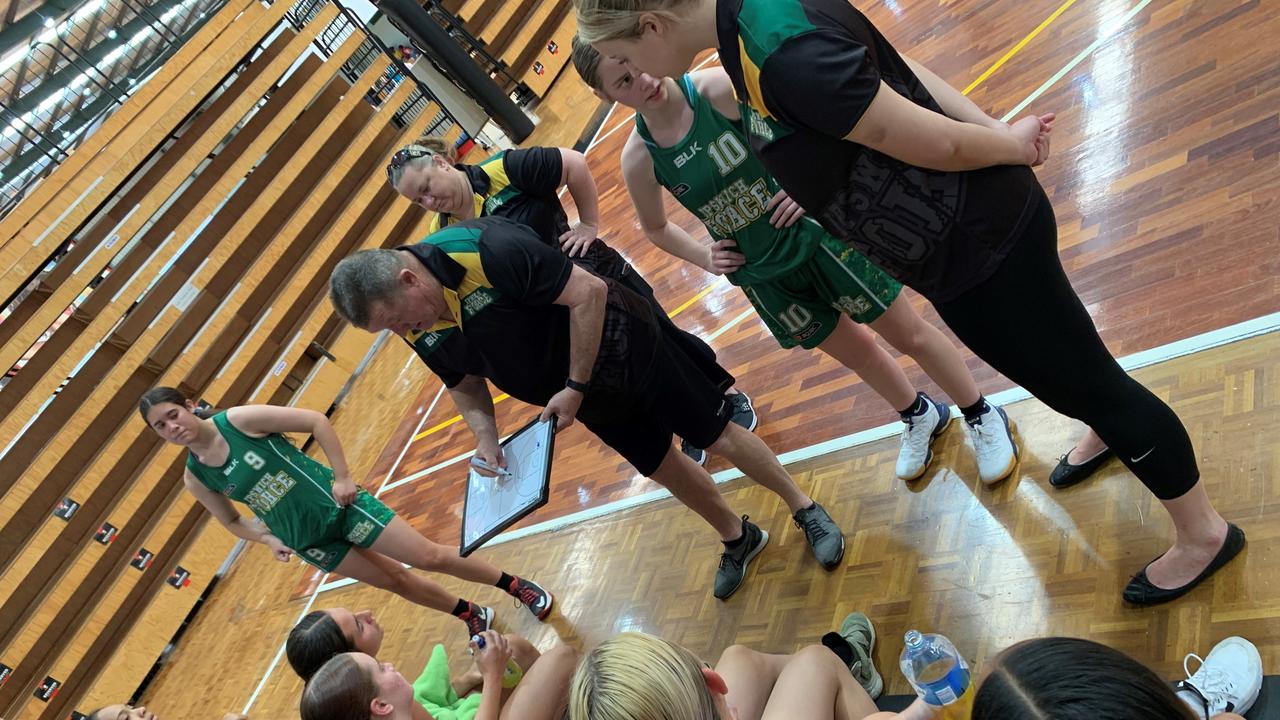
[
  {"xmin": 312, "ymin": 312, "xmax": 1280, "ymax": 595},
  {"xmin": 963, "ymin": 0, "xmax": 1078, "ymax": 95},
  {"xmin": 1003, "ymin": 0, "xmax": 1154, "ymax": 120}
]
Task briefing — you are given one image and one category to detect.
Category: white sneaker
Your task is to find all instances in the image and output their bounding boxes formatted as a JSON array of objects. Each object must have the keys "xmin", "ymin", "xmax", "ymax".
[
  {"xmin": 1175, "ymin": 636, "xmax": 1263, "ymax": 719},
  {"xmin": 895, "ymin": 395, "xmax": 952, "ymax": 480},
  {"xmin": 966, "ymin": 404, "xmax": 1018, "ymax": 484}
]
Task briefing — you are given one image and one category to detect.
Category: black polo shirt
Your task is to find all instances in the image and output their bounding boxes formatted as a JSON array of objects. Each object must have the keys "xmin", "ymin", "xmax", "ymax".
[
  {"xmin": 401, "ymin": 216, "xmax": 660, "ymax": 422},
  {"xmin": 429, "ymin": 147, "xmax": 630, "ymax": 281},
  {"xmin": 717, "ymin": 0, "xmax": 1043, "ymax": 302}
]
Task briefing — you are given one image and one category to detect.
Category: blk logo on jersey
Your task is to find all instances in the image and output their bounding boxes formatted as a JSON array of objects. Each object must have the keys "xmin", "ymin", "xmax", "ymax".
[
  {"xmin": 673, "ymin": 142, "xmax": 702, "ymax": 168},
  {"xmin": 670, "ymin": 183, "xmax": 691, "ymax": 198}
]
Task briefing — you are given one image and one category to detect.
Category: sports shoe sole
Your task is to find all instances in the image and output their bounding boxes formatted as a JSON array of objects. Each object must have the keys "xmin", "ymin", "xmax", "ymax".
[
  {"xmin": 897, "ymin": 401, "xmax": 953, "ymax": 482},
  {"xmin": 716, "ymin": 529, "xmax": 770, "ymax": 600},
  {"xmin": 979, "ymin": 408, "xmax": 1019, "ymax": 485}
]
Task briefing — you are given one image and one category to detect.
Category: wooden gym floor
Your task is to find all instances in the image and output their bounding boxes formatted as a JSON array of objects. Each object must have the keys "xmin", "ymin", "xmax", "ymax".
[{"xmin": 142, "ymin": 0, "xmax": 1277, "ymax": 716}]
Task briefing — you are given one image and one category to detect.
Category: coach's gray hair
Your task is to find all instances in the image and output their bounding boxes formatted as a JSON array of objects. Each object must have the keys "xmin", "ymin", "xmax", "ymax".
[{"xmin": 329, "ymin": 249, "xmax": 409, "ymax": 328}]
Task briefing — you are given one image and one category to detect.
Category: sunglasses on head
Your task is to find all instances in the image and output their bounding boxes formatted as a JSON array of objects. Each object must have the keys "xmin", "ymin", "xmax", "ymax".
[{"xmin": 386, "ymin": 145, "xmax": 433, "ymax": 181}]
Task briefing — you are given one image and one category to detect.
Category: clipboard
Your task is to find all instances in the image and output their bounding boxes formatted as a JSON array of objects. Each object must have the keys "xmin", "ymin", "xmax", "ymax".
[{"xmin": 459, "ymin": 416, "xmax": 556, "ymax": 556}]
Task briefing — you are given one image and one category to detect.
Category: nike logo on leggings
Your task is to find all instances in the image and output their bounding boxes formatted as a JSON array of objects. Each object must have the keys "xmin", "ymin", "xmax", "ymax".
[{"xmin": 1131, "ymin": 447, "xmax": 1156, "ymax": 463}]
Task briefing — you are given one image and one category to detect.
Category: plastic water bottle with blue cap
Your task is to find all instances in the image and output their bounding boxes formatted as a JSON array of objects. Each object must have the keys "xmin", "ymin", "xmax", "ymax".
[{"xmin": 899, "ymin": 629, "xmax": 973, "ymax": 719}]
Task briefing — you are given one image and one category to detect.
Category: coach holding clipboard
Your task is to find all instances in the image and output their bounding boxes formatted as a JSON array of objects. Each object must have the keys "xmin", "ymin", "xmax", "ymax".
[{"xmin": 329, "ymin": 215, "xmax": 845, "ymax": 600}]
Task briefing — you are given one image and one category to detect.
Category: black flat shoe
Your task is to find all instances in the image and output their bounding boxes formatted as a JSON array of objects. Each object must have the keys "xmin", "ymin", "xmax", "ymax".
[
  {"xmin": 1123, "ymin": 523, "xmax": 1246, "ymax": 605},
  {"xmin": 1048, "ymin": 446, "xmax": 1115, "ymax": 488}
]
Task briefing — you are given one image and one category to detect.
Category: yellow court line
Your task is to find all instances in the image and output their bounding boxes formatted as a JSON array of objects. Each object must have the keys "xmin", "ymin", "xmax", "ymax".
[
  {"xmin": 962, "ymin": 0, "xmax": 1079, "ymax": 95},
  {"xmin": 412, "ymin": 279, "xmax": 725, "ymax": 441},
  {"xmin": 411, "ymin": 2, "xmax": 1079, "ymax": 445}
]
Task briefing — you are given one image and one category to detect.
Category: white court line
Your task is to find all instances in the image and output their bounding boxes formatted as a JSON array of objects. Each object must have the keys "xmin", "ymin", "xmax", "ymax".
[
  {"xmin": 250, "ymin": 1, "xmax": 1162, "ymax": 697},
  {"xmin": 310, "ymin": 312, "xmax": 1280, "ymax": 595},
  {"xmin": 1001, "ymin": 0, "xmax": 1154, "ymax": 121},
  {"xmin": 376, "ymin": 384, "xmax": 445, "ymax": 495}
]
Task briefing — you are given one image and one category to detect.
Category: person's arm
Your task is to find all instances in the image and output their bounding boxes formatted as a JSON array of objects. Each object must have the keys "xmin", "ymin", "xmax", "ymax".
[
  {"xmin": 446, "ymin": 374, "xmax": 506, "ymax": 477},
  {"xmin": 184, "ymin": 471, "xmax": 292, "ymax": 561},
  {"xmin": 558, "ymin": 148, "xmax": 602, "ymax": 257},
  {"xmin": 539, "ymin": 264, "xmax": 607, "ymax": 430},
  {"xmin": 900, "ymin": 55, "xmax": 1004, "ymax": 130},
  {"xmin": 469, "ymin": 631, "xmax": 511, "ymax": 720},
  {"xmin": 225, "ymin": 405, "xmax": 358, "ymax": 505},
  {"xmin": 620, "ymin": 135, "xmax": 745, "ymax": 275},
  {"xmin": 845, "ymin": 81, "xmax": 1042, "ymax": 170},
  {"xmin": 760, "ymin": 31, "xmax": 1048, "ymax": 171}
]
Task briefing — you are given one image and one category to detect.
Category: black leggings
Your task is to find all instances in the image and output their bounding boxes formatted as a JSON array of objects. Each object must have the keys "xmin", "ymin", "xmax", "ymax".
[{"xmin": 932, "ymin": 193, "xmax": 1199, "ymax": 500}]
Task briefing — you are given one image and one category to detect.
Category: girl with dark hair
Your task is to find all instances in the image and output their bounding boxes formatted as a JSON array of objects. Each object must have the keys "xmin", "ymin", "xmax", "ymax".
[
  {"xmin": 971, "ymin": 636, "xmax": 1260, "ymax": 720},
  {"xmin": 86, "ymin": 706, "xmax": 245, "ymax": 720},
  {"xmin": 300, "ymin": 630, "xmax": 576, "ymax": 720},
  {"xmin": 138, "ymin": 387, "xmax": 554, "ymax": 638}
]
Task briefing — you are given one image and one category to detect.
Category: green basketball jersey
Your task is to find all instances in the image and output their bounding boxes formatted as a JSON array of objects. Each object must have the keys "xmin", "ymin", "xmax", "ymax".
[
  {"xmin": 186, "ymin": 412, "xmax": 345, "ymax": 550},
  {"xmin": 634, "ymin": 75, "xmax": 820, "ymax": 285}
]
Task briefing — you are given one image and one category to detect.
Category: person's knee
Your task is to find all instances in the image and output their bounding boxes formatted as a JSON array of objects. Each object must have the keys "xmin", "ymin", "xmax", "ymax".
[
  {"xmin": 792, "ymin": 644, "xmax": 842, "ymax": 672},
  {"xmin": 718, "ymin": 644, "xmax": 758, "ymax": 667}
]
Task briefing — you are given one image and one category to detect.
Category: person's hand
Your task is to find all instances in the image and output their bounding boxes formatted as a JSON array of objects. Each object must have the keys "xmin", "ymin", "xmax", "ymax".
[
  {"xmin": 765, "ymin": 189, "xmax": 806, "ymax": 228},
  {"xmin": 559, "ymin": 222, "xmax": 599, "ymax": 258},
  {"xmin": 472, "ymin": 440, "xmax": 507, "ymax": 478},
  {"xmin": 1009, "ymin": 113, "xmax": 1055, "ymax": 166},
  {"xmin": 469, "ymin": 630, "xmax": 512, "ymax": 682},
  {"xmin": 540, "ymin": 386, "xmax": 584, "ymax": 430},
  {"xmin": 331, "ymin": 476, "xmax": 357, "ymax": 506},
  {"xmin": 263, "ymin": 534, "xmax": 293, "ymax": 562},
  {"xmin": 704, "ymin": 239, "xmax": 746, "ymax": 276},
  {"xmin": 1032, "ymin": 112, "xmax": 1055, "ymax": 166}
]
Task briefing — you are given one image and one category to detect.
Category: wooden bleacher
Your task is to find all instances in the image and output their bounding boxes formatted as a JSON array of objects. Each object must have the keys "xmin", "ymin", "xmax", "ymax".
[{"xmin": 0, "ymin": 0, "xmax": 455, "ymax": 716}]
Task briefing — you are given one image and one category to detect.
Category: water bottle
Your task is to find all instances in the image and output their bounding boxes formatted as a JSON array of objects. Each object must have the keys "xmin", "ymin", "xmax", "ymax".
[
  {"xmin": 470, "ymin": 634, "xmax": 524, "ymax": 689},
  {"xmin": 899, "ymin": 630, "xmax": 974, "ymax": 719}
]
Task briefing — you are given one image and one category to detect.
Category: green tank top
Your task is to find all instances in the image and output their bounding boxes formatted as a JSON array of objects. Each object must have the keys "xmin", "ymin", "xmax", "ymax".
[
  {"xmin": 186, "ymin": 412, "xmax": 341, "ymax": 549},
  {"xmin": 635, "ymin": 75, "xmax": 819, "ymax": 285}
]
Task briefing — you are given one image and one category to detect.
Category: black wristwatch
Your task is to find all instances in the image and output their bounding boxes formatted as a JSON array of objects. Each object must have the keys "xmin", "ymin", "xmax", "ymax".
[{"xmin": 565, "ymin": 378, "xmax": 589, "ymax": 393}]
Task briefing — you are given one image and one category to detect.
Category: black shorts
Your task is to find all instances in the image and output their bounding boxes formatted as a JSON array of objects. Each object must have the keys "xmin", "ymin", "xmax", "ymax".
[{"xmin": 582, "ymin": 339, "xmax": 733, "ymax": 476}]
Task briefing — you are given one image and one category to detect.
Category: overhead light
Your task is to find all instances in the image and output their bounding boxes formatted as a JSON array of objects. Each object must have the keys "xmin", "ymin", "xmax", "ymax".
[
  {"xmin": 107, "ymin": 28, "xmax": 118, "ymax": 39},
  {"xmin": 43, "ymin": 16, "xmax": 56, "ymax": 28}
]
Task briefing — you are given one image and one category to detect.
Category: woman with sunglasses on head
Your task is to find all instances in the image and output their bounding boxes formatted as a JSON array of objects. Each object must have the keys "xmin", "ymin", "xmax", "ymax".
[
  {"xmin": 572, "ymin": 0, "xmax": 1241, "ymax": 605},
  {"xmin": 386, "ymin": 138, "xmax": 758, "ymax": 465},
  {"xmin": 138, "ymin": 387, "xmax": 554, "ymax": 639}
]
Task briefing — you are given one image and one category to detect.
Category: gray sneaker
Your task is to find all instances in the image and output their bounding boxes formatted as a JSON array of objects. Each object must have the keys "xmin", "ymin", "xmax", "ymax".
[
  {"xmin": 714, "ymin": 516, "xmax": 769, "ymax": 600},
  {"xmin": 793, "ymin": 502, "xmax": 844, "ymax": 569},
  {"xmin": 838, "ymin": 612, "xmax": 883, "ymax": 699},
  {"xmin": 680, "ymin": 439, "xmax": 708, "ymax": 466}
]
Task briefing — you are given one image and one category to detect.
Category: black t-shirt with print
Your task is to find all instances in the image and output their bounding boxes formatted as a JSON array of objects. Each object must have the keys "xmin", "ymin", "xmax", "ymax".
[
  {"xmin": 401, "ymin": 216, "xmax": 660, "ymax": 422},
  {"xmin": 717, "ymin": 0, "xmax": 1045, "ymax": 302}
]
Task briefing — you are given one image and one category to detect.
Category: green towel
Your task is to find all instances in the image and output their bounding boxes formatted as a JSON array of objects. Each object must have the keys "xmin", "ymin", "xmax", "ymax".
[{"xmin": 413, "ymin": 644, "xmax": 483, "ymax": 720}]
